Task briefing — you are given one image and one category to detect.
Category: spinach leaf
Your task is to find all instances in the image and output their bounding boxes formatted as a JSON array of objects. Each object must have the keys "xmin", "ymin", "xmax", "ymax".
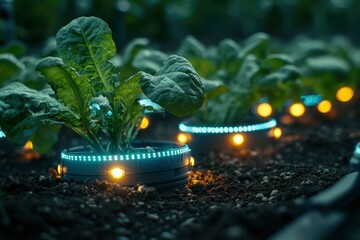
[{"xmin": 141, "ymin": 55, "xmax": 205, "ymax": 117}]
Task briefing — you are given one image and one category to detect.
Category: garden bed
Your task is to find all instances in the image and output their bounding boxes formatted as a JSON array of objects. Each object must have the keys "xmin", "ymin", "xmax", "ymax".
[{"xmin": 0, "ymin": 114, "xmax": 359, "ymax": 239}]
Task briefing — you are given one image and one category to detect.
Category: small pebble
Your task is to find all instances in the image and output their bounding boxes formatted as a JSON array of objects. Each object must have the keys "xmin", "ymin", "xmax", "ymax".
[
  {"xmin": 147, "ymin": 213, "xmax": 159, "ymax": 220},
  {"xmin": 256, "ymin": 193, "xmax": 264, "ymax": 198},
  {"xmin": 160, "ymin": 231, "xmax": 175, "ymax": 240},
  {"xmin": 270, "ymin": 190, "xmax": 279, "ymax": 197}
]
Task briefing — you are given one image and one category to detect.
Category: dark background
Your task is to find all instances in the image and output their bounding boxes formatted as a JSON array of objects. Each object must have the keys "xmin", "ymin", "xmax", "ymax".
[{"xmin": 1, "ymin": 0, "xmax": 360, "ymax": 51}]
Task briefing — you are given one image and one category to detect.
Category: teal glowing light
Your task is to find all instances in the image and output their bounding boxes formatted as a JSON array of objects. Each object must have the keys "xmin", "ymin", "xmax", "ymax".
[
  {"xmin": 300, "ymin": 94, "xmax": 323, "ymax": 107},
  {"xmin": 138, "ymin": 99, "xmax": 163, "ymax": 112},
  {"xmin": 61, "ymin": 145, "xmax": 190, "ymax": 162},
  {"xmin": 355, "ymin": 143, "xmax": 360, "ymax": 156},
  {"xmin": 179, "ymin": 119, "xmax": 277, "ymax": 134},
  {"xmin": 0, "ymin": 130, "xmax": 5, "ymax": 138}
]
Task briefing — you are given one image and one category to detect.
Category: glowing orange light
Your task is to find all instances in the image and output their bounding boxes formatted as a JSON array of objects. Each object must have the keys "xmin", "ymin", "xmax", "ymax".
[
  {"xmin": 273, "ymin": 127, "xmax": 282, "ymax": 139},
  {"xmin": 189, "ymin": 156, "xmax": 195, "ymax": 166},
  {"xmin": 317, "ymin": 100, "xmax": 332, "ymax": 113},
  {"xmin": 256, "ymin": 103, "xmax": 273, "ymax": 118},
  {"xmin": 177, "ymin": 133, "xmax": 188, "ymax": 144},
  {"xmin": 232, "ymin": 134, "xmax": 244, "ymax": 146},
  {"xmin": 110, "ymin": 167, "xmax": 125, "ymax": 179},
  {"xmin": 289, "ymin": 103, "xmax": 305, "ymax": 117},
  {"xmin": 336, "ymin": 86, "xmax": 354, "ymax": 102},
  {"xmin": 23, "ymin": 141, "xmax": 33, "ymax": 150},
  {"xmin": 140, "ymin": 117, "xmax": 150, "ymax": 129},
  {"xmin": 57, "ymin": 164, "xmax": 63, "ymax": 175}
]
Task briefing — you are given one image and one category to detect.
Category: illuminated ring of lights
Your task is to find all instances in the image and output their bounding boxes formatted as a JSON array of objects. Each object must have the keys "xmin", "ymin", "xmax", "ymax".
[
  {"xmin": 0, "ymin": 130, "xmax": 5, "ymax": 138},
  {"xmin": 59, "ymin": 141, "xmax": 192, "ymax": 189},
  {"xmin": 61, "ymin": 144, "xmax": 190, "ymax": 162},
  {"xmin": 178, "ymin": 118, "xmax": 277, "ymax": 134}
]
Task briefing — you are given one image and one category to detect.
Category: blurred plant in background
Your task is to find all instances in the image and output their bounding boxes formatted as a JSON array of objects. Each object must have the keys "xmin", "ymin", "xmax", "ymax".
[{"xmin": 2, "ymin": 0, "xmax": 360, "ymax": 49}]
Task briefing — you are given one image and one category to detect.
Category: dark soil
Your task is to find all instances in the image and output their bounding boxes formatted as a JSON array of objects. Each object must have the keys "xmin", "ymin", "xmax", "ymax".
[{"xmin": 0, "ymin": 113, "xmax": 360, "ymax": 240}]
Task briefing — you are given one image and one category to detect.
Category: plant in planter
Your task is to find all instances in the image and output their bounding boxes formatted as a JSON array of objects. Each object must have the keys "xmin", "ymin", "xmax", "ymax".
[
  {"xmin": 176, "ymin": 33, "xmax": 302, "ymax": 152},
  {"xmin": 284, "ymin": 36, "xmax": 360, "ymax": 119},
  {"xmin": 0, "ymin": 16, "xmax": 204, "ymax": 189},
  {"xmin": 0, "ymin": 51, "xmax": 61, "ymax": 155}
]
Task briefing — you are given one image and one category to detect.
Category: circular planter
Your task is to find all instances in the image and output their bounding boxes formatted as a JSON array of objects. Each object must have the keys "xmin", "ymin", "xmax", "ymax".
[
  {"xmin": 178, "ymin": 117, "xmax": 279, "ymax": 153},
  {"xmin": 59, "ymin": 141, "xmax": 193, "ymax": 190}
]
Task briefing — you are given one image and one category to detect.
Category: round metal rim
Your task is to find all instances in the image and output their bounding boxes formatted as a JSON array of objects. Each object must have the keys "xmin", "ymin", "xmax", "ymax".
[{"xmin": 60, "ymin": 141, "xmax": 192, "ymax": 189}]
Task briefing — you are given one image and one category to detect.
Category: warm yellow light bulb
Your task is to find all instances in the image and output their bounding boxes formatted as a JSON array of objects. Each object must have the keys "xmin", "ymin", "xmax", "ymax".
[
  {"xmin": 256, "ymin": 103, "xmax": 273, "ymax": 118},
  {"xmin": 110, "ymin": 167, "xmax": 125, "ymax": 179},
  {"xmin": 289, "ymin": 103, "xmax": 305, "ymax": 117},
  {"xmin": 140, "ymin": 117, "xmax": 150, "ymax": 129},
  {"xmin": 232, "ymin": 134, "xmax": 244, "ymax": 146},
  {"xmin": 189, "ymin": 156, "xmax": 195, "ymax": 166},
  {"xmin": 273, "ymin": 127, "xmax": 282, "ymax": 139},
  {"xmin": 177, "ymin": 133, "xmax": 188, "ymax": 144},
  {"xmin": 23, "ymin": 141, "xmax": 33, "ymax": 150},
  {"xmin": 336, "ymin": 87, "xmax": 354, "ymax": 102},
  {"xmin": 317, "ymin": 100, "xmax": 332, "ymax": 113},
  {"xmin": 57, "ymin": 164, "xmax": 63, "ymax": 175}
]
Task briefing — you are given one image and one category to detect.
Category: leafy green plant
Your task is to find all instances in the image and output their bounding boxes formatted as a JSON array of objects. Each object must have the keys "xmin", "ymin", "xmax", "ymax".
[
  {"xmin": 286, "ymin": 36, "xmax": 360, "ymax": 100},
  {"xmin": 177, "ymin": 33, "xmax": 302, "ymax": 125},
  {"xmin": 0, "ymin": 16, "xmax": 204, "ymax": 154},
  {"xmin": 0, "ymin": 49, "xmax": 61, "ymax": 154}
]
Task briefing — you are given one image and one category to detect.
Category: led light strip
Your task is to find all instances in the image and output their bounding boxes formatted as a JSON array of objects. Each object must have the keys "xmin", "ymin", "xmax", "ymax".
[
  {"xmin": 0, "ymin": 130, "xmax": 5, "ymax": 138},
  {"xmin": 61, "ymin": 145, "xmax": 190, "ymax": 162},
  {"xmin": 300, "ymin": 94, "xmax": 323, "ymax": 107},
  {"xmin": 178, "ymin": 119, "xmax": 277, "ymax": 134}
]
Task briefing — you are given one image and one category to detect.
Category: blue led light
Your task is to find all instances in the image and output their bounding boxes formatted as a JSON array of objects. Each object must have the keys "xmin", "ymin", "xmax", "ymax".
[
  {"xmin": 178, "ymin": 119, "xmax": 277, "ymax": 134},
  {"xmin": 0, "ymin": 130, "xmax": 5, "ymax": 138},
  {"xmin": 61, "ymin": 145, "xmax": 190, "ymax": 162},
  {"xmin": 300, "ymin": 94, "xmax": 323, "ymax": 107},
  {"xmin": 91, "ymin": 103, "xmax": 101, "ymax": 110},
  {"xmin": 138, "ymin": 99, "xmax": 164, "ymax": 112},
  {"xmin": 355, "ymin": 143, "xmax": 360, "ymax": 156}
]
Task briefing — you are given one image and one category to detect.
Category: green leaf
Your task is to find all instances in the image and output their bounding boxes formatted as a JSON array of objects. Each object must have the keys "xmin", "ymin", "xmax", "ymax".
[
  {"xmin": 178, "ymin": 36, "xmax": 207, "ymax": 58},
  {"xmin": 202, "ymin": 78, "xmax": 228, "ymax": 100},
  {"xmin": 303, "ymin": 56, "xmax": 350, "ymax": 75},
  {"xmin": 240, "ymin": 32, "xmax": 270, "ymax": 57},
  {"xmin": 114, "ymin": 73, "xmax": 142, "ymax": 108},
  {"xmin": 0, "ymin": 41, "xmax": 27, "ymax": 57},
  {"xmin": 291, "ymin": 39, "xmax": 328, "ymax": 63},
  {"xmin": 36, "ymin": 57, "xmax": 94, "ymax": 117},
  {"xmin": 0, "ymin": 54, "xmax": 24, "ymax": 87},
  {"xmin": 29, "ymin": 120, "xmax": 61, "ymax": 154},
  {"xmin": 0, "ymin": 83, "xmax": 72, "ymax": 146},
  {"xmin": 217, "ymin": 39, "xmax": 240, "ymax": 62},
  {"xmin": 186, "ymin": 57, "xmax": 217, "ymax": 78},
  {"xmin": 132, "ymin": 49, "xmax": 167, "ymax": 75},
  {"xmin": 56, "ymin": 16, "xmax": 116, "ymax": 92},
  {"xmin": 123, "ymin": 38, "xmax": 149, "ymax": 64},
  {"xmin": 141, "ymin": 55, "xmax": 204, "ymax": 117},
  {"xmin": 231, "ymin": 55, "xmax": 259, "ymax": 90},
  {"xmin": 258, "ymin": 65, "xmax": 301, "ymax": 86},
  {"xmin": 264, "ymin": 54, "xmax": 294, "ymax": 70}
]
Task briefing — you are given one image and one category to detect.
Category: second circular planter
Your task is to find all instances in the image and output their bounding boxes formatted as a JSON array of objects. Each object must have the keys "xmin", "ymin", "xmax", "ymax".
[{"xmin": 178, "ymin": 117, "xmax": 280, "ymax": 153}]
